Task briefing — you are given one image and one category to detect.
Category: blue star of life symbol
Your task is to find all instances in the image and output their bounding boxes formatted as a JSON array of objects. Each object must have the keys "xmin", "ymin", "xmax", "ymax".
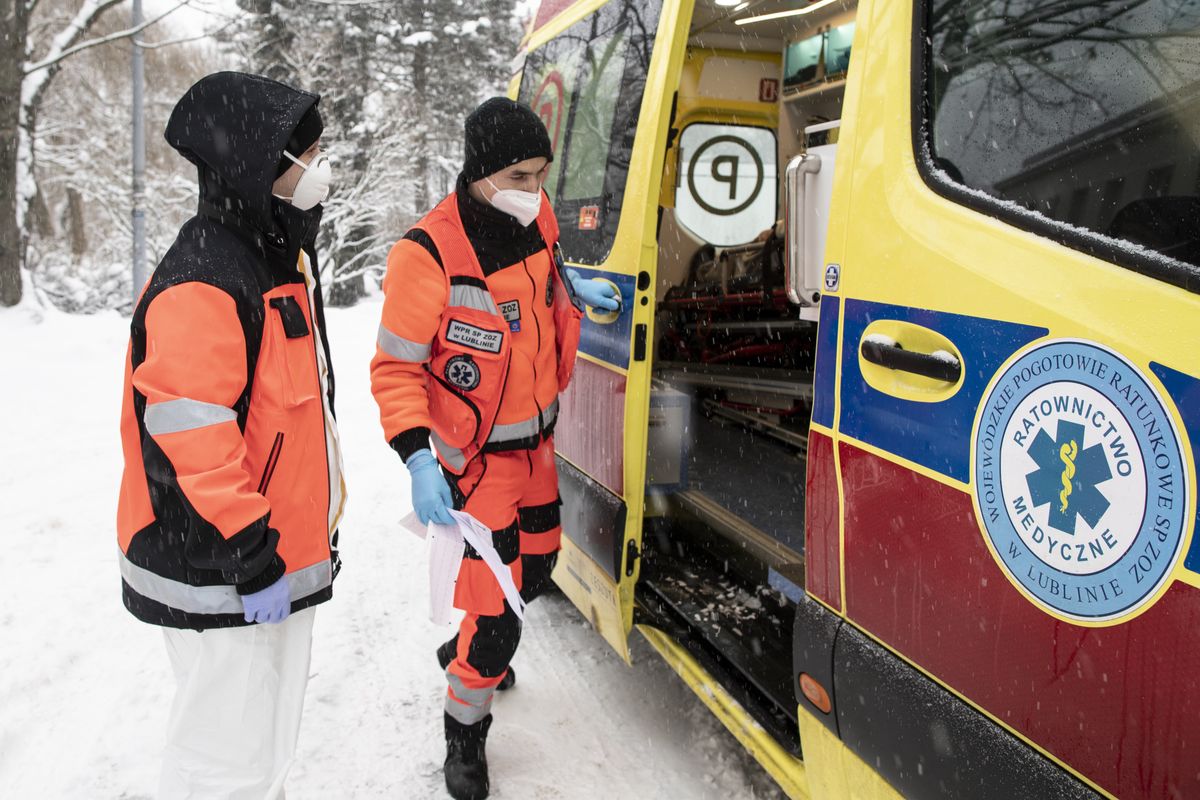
[{"xmin": 1024, "ymin": 420, "xmax": 1112, "ymax": 534}]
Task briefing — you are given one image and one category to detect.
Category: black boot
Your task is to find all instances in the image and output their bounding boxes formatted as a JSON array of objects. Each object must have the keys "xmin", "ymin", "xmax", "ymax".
[
  {"xmin": 437, "ymin": 636, "xmax": 516, "ymax": 691},
  {"xmin": 444, "ymin": 713, "xmax": 492, "ymax": 800}
]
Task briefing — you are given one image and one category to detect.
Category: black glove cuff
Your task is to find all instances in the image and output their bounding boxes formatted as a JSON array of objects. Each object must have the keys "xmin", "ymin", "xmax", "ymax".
[
  {"xmin": 236, "ymin": 552, "xmax": 287, "ymax": 596},
  {"xmin": 390, "ymin": 427, "xmax": 432, "ymax": 464}
]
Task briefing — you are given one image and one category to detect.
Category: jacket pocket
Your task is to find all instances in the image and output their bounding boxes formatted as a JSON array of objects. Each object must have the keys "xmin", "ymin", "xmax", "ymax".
[
  {"xmin": 264, "ymin": 292, "xmax": 319, "ymax": 409},
  {"xmin": 427, "ymin": 373, "xmax": 483, "ymax": 449},
  {"xmin": 428, "ymin": 308, "xmax": 509, "ymax": 449}
]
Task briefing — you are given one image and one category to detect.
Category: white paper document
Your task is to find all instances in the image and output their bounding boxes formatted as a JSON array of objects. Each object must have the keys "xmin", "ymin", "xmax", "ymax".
[{"xmin": 422, "ymin": 509, "xmax": 527, "ymax": 626}]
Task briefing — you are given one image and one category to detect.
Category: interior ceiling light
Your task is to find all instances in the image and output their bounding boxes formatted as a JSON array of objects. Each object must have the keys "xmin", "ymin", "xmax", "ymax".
[
  {"xmin": 735, "ymin": 0, "xmax": 840, "ymax": 25},
  {"xmin": 715, "ymin": 0, "xmax": 742, "ymax": 6}
]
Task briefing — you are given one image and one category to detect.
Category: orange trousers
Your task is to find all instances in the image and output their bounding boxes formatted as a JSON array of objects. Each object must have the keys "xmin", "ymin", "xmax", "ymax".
[{"xmin": 442, "ymin": 436, "xmax": 561, "ymax": 725}]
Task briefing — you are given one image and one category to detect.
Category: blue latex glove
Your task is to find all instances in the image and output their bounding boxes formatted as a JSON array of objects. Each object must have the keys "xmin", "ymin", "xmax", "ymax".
[
  {"xmin": 567, "ymin": 269, "xmax": 620, "ymax": 312},
  {"xmin": 407, "ymin": 448, "xmax": 455, "ymax": 526},
  {"xmin": 242, "ymin": 575, "xmax": 291, "ymax": 624}
]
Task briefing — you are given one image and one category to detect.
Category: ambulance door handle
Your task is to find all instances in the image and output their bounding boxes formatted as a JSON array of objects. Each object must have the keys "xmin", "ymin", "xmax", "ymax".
[
  {"xmin": 784, "ymin": 152, "xmax": 822, "ymax": 306},
  {"xmin": 860, "ymin": 339, "xmax": 961, "ymax": 384}
]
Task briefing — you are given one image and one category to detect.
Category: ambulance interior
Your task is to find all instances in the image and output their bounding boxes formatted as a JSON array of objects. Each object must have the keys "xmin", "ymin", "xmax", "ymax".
[{"xmin": 640, "ymin": 0, "xmax": 855, "ymax": 751}]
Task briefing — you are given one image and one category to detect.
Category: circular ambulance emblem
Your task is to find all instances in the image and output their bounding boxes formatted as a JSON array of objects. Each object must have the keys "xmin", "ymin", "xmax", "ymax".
[
  {"xmin": 445, "ymin": 355, "xmax": 480, "ymax": 391},
  {"xmin": 973, "ymin": 339, "xmax": 1189, "ymax": 623}
]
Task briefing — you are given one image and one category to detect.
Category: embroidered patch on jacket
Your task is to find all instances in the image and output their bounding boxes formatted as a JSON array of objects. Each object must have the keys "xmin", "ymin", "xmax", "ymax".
[
  {"xmin": 500, "ymin": 300, "xmax": 521, "ymax": 333},
  {"xmin": 445, "ymin": 320, "xmax": 503, "ymax": 354},
  {"xmin": 444, "ymin": 355, "xmax": 481, "ymax": 391}
]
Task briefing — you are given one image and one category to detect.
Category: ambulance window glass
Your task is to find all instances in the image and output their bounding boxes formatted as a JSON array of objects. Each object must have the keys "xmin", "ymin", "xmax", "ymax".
[
  {"xmin": 518, "ymin": 0, "xmax": 665, "ymax": 265},
  {"xmin": 923, "ymin": 0, "xmax": 1200, "ymax": 271},
  {"xmin": 559, "ymin": 30, "xmax": 629, "ymax": 202},
  {"xmin": 675, "ymin": 123, "xmax": 778, "ymax": 247}
]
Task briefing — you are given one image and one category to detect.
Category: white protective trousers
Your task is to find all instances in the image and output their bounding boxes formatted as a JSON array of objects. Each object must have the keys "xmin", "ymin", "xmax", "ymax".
[{"xmin": 158, "ymin": 606, "xmax": 316, "ymax": 800}]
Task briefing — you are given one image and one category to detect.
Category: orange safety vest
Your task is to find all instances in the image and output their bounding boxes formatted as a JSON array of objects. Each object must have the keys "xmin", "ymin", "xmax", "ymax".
[{"xmin": 412, "ymin": 191, "xmax": 583, "ymax": 474}]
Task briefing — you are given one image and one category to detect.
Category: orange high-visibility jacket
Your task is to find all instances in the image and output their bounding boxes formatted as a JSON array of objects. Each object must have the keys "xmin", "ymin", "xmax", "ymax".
[
  {"xmin": 371, "ymin": 190, "xmax": 583, "ymax": 473},
  {"xmin": 120, "ymin": 72, "xmax": 344, "ymax": 630},
  {"xmin": 117, "ymin": 227, "xmax": 343, "ymax": 629}
]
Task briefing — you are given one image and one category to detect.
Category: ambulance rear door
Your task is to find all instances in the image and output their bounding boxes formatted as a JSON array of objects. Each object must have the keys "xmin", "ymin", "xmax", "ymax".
[{"xmin": 514, "ymin": 0, "xmax": 692, "ymax": 659}]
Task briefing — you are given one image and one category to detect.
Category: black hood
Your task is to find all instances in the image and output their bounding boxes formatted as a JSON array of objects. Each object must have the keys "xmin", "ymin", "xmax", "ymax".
[{"xmin": 166, "ymin": 71, "xmax": 320, "ymax": 243}]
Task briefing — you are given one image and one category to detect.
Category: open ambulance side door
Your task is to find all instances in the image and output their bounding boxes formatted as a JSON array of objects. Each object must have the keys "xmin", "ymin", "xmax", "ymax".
[{"xmin": 513, "ymin": 0, "xmax": 693, "ymax": 659}]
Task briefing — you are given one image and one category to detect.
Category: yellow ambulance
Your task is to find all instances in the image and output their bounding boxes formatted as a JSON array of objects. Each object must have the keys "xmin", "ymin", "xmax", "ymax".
[{"xmin": 512, "ymin": 0, "xmax": 1200, "ymax": 796}]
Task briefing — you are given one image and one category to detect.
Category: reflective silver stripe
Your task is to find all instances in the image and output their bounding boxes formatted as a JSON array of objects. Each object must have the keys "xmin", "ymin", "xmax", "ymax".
[
  {"xmin": 377, "ymin": 324, "xmax": 431, "ymax": 363},
  {"xmin": 447, "ymin": 672, "xmax": 496, "ymax": 705},
  {"xmin": 449, "ymin": 285, "xmax": 499, "ymax": 314},
  {"xmin": 487, "ymin": 413, "xmax": 540, "ymax": 443},
  {"xmin": 486, "ymin": 398, "xmax": 559, "ymax": 444},
  {"xmin": 445, "ymin": 693, "xmax": 493, "ymax": 725},
  {"xmin": 119, "ymin": 551, "xmax": 332, "ymax": 615},
  {"xmin": 144, "ymin": 398, "xmax": 236, "ymax": 435},
  {"xmin": 430, "ymin": 431, "xmax": 466, "ymax": 471}
]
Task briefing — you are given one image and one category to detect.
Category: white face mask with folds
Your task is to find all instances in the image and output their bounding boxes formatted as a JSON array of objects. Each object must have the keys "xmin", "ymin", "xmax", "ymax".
[
  {"xmin": 275, "ymin": 150, "xmax": 332, "ymax": 211},
  {"xmin": 485, "ymin": 177, "xmax": 542, "ymax": 227}
]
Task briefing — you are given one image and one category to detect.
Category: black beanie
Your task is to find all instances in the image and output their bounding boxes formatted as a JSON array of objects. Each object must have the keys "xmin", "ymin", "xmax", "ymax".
[
  {"xmin": 462, "ymin": 97, "xmax": 553, "ymax": 183},
  {"xmin": 277, "ymin": 103, "xmax": 324, "ymax": 177}
]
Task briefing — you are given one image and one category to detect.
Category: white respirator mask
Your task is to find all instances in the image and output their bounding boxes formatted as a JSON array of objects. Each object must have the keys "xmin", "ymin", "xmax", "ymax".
[
  {"xmin": 276, "ymin": 150, "xmax": 332, "ymax": 211},
  {"xmin": 485, "ymin": 177, "xmax": 542, "ymax": 227}
]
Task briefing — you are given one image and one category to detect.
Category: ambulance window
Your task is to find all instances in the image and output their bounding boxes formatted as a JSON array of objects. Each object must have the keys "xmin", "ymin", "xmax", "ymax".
[
  {"xmin": 559, "ymin": 30, "xmax": 629, "ymax": 202},
  {"xmin": 674, "ymin": 123, "xmax": 778, "ymax": 247},
  {"xmin": 921, "ymin": 0, "xmax": 1200, "ymax": 277},
  {"xmin": 518, "ymin": 0, "xmax": 664, "ymax": 265}
]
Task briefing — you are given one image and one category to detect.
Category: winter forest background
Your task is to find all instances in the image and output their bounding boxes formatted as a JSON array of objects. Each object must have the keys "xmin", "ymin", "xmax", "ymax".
[{"xmin": 1, "ymin": 0, "xmax": 530, "ymax": 313}]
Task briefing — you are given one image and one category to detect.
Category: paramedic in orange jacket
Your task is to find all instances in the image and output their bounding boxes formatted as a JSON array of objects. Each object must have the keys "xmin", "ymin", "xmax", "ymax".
[
  {"xmin": 116, "ymin": 72, "xmax": 344, "ymax": 799},
  {"xmin": 371, "ymin": 98, "xmax": 618, "ymax": 800}
]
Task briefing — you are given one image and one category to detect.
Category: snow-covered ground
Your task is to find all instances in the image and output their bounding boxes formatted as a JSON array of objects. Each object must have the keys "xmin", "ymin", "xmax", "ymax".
[{"xmin": 0, "ymin": 296, "xmax": 785, "ymax": 799}]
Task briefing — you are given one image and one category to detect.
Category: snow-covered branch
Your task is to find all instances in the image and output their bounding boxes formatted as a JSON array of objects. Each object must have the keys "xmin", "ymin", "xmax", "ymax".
[
  {"xmin": 140, "ymin": 17, "xmax": 240, "ymax": 50},
  {"xmin": 24, "ymin": 0, "xmax": 192, "ymax": 77}
]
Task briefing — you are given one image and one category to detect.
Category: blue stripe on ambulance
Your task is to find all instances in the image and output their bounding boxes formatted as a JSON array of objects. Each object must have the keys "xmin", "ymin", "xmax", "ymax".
[
  {"xmin": 573, "ymin": 267, "xmax": 637, "ymax": 368},
  {"xmin": 811, "ymin": 296, "xmax": 840, "ymax": 429},
  {"xmin": 1149, "ymin": 362, "xmax": 1200, "ymax": 576},
  {"xmin": 839, "ymin": 300, "xmax": 1046, "ymax": 483}
]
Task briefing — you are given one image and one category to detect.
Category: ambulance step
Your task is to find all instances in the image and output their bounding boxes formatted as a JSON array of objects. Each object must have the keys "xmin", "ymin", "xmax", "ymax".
[{"xmin": 636, "ymin": 542, "xmax": 800, "ymax": 756}]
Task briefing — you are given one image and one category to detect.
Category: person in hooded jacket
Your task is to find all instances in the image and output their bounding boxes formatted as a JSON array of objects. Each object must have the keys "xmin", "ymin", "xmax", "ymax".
[
  {"xmin": 370, "ymin": 97, "xmax": 620, "ymax": 800},
  {"xmin": 116, "ymin": 71, "xmax": 345, "ymax": 799}
]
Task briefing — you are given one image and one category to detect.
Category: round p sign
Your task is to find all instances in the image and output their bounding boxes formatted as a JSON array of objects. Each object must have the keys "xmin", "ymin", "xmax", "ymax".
[{"xmin": 677, "ymin": 123, "xmax": 777, "ymax": 247}]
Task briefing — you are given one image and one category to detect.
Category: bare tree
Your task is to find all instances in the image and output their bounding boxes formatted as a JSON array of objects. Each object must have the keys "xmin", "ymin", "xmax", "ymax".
[{"xmin": 0, "ymin": 0, "xmax": 188, "ymax": 307}]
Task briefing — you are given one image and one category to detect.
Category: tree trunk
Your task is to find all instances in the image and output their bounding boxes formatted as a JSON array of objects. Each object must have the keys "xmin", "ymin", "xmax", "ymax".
[
  {"xmin": 0, "ymin": 0, "xmax": 29, "ymax": 306},
  {"xmin": 412, "ymin": 43, "xmax": 431, "ymax": 214},
  {"xmin": 67, "ymin": 188, "xmax": 88, "ymax": 255}
]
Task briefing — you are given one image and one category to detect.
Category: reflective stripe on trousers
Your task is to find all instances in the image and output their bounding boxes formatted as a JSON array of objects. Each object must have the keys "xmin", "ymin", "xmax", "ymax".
[{"xmin": 445, "ymin": 670, "xmax": 494, "ymax": 725}]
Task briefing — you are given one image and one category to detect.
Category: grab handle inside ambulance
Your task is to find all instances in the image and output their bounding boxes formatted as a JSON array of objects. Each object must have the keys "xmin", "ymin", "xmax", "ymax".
[
  {"xmin": 860, "ymin": 338, "xmax": 961, "ymax": 384},
  {"xmin": 783, "ymin": 152, "xmax": 822, "ymax": 307}
]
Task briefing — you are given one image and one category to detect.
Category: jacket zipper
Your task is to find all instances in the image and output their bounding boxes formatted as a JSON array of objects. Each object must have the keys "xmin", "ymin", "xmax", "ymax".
[
  {"xmin": 296, "ymin": 261, "xmax": 337, "ymax": 556},
  {"xmin": 522, "ymin": 256, "xmax": 545, "ymax": 434}
]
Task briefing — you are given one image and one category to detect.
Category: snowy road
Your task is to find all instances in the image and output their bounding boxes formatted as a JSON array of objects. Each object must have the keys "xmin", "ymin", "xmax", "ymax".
[{"xmin": 0, "ymin": 297, "xmax": 785, "ymax": 799}]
